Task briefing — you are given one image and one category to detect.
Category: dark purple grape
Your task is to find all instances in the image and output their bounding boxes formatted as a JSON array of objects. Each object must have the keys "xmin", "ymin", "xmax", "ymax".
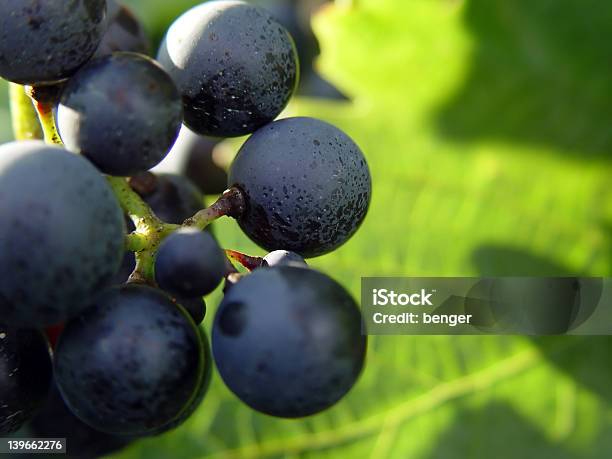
[
  {"xmin": 58, "ymin": 52, "xmax": 183, "ymax": 176},
  {"xmin": 150, "ymin": 328, "xmax": 212, "ymax": 435},
  {"xmin": 0, "ymin": 141, "xmax": 125, "ymax": 327},
  {"xmin": 175, "ymin": 296, "xmax": 207, "ymax": 326},
  {"xmin": 228, "ymin": 117, "xmax": 371, "ymax": 257},
  {"xmin": 0, "ymin": 0, "xmax": 107, "ymax": 84},
  {"xmin": 157, "ymin": 0, "xmax": 299, "ymax": 137},
  {"xmin": 258, "ymin": 0, "xmax": 347, "ymax": 99},
  {"xmin": 28, "ymin": 378, "xmax": 131, "ymax": 458},
  {"xmin": 0, "ymin": 327, "xmax": 52, "ymax": 434},
  {"xmin": 95, "ymin": 0, "xmax": 150, "ymax": 57},
  {"xmin": 155, "ymin": 228, "xmax": 226, "ymax": 297},
  {"xmin": 138, "ymin": 173, "xmax": 204, "ymax": 225},
  {"xmin": 54, "ymin": 285, "xmax": 203, "ymax": 435},
  {"xmin": 213, "ymin": 267, "xmax": 366, "ymax": 418},
  {"xmin": 108, "ymin": 252, "xmax": 207, "ymax": 325}
]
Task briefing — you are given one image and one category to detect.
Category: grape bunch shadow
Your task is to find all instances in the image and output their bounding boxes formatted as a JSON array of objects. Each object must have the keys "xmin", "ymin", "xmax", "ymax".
[
  {"xmin": 472, "ymin": 244, "xmax": 612, "ymax": 404},
  {"xmin": 427, "ymin": 403, "xmax": 576, "ymax": 459},
  {"xmin": 436, "ymin": 0, "xmax": 612, "ymax": 161}
]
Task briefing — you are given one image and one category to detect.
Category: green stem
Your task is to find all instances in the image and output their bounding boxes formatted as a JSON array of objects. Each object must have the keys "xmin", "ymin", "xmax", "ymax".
[
  {"xmin": 106, "ymin": 176, "xmax": 162, "ymax": 231},
  {"xmin": 33, "ymin": 100, "xmax": 62, "ymax": 144},
  {"xmin": 125, "ymin": 232, "xmax": 149, "ymax": 252},
  {"xmin": 8, "ymin": 83, "xmax": 43, "ymax": 140},
  {"xmin": 107, "ymin": 176, "xmax": 179, "ymax": 282},
  {"xmin": 25, "ymin": 85, "xmax": 63, "ymax": 145}
]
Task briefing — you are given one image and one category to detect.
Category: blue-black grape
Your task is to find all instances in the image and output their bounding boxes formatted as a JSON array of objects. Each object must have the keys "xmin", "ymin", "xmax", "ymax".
[
  {"xmin": 155, "ymin": 228, "xmax": 226, "ymax": 297},
  {"xmin": 263, "ymin": 250, "xmax": 307, "ymax": 267},
  {"xmin": 228, "ymin": 117, "xmax": 371, "ymax": 257},
  {"xmin": 95, "ymin": 0, "xmax": 150, "ymax": 58},
  {"xmin": 108, "ymin": 252, "xmax": 208, "ymax": 324},
  {"xmin": 213, "ymin": 266, "xmax": 366, "ymax": 418},
  {"xmin": 0, "ymin": 141, "xmax": 125, "ymax": 327},
  {"xmin": 28, "ymin": 378, "xmax": 131, "ymax": 458},
  {"xmin": 153, "ymin": 126, "xmax": 228, "ymax": 195},
  {"xmin": 137, "ymin": 173, "xmax": 205, "ymax": 225},
  {"xmin": 0, "ymin": 0, "xmax": 107, "ymax": 84},
  {"xmin": 54, "ymin": 285, "xmax": 204, "ymax": 436},
  {"xmin": 0, "ymin": 327, "xmax": 52, "ymax": 434},
  {"xmin": 58, "ymin": 52, "xmax": 183, "ymax": 176},
  {"xmin": 157, "ymin": 0, "xmax": 299, "ymax": 137}
]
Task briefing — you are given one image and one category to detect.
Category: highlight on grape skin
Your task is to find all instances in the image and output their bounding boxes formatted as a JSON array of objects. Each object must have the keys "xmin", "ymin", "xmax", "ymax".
[
  {"xmin": 58, "ymin": 52, "xmax": 183, "ymax": 176},
  {"xmin": 0, "ymin": 141, "xmax": 125, "ymax": 327},
  {"xmin": 157, "ymin": 0, "xmax": 299, "ymax": 137}
]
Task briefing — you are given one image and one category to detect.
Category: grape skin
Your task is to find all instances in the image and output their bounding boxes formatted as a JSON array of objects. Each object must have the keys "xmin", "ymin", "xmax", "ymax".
[
  {"xmin": 263, "ymin": 250, "xmax": 308, "ymax": 268},
  {"xmin": 0, "ymin": 327, "xmax": 52, "ymax": 434},
  {"xmin": 28, "ymin": 378, "xmax": 131, "ymax": 458},
  {"xmin": 0, "ymin": 0, "xmax": 107, "ymax": 84},
  {"xmin": 229, "ymin": 117, "xmax": 371, "ymax": 257},
  {"xmin": 109, "ymin": 252, "xmax": 208, "ymax": 324},
  {"xmin": 58, "ymin": 52, "xmax": 183, "ymax": 176},
  {"xmin": 54, "ymin": 285, "xmax": 203, "ymax": 435},
  {"xmin": 173, "ymin": 296, "xmax": 207, "ymax": 326},
  {"xmin": 150, "ymin": 328, "xmax": 212, "ymax": 435},
  {"xmin": 0, "ymin": 141, "xmax": 125, "ymax": 327},
  {"xmin": 157, "ymin": 0, "xmax": 299, "ymax": 137},
  {"xmin": 139, "ymin": 173, "xmax": 205, "ymax": 225},
  {"xmin": 155, "ymin": 228, "xmax": 226, "ymax": 297},
  {"xmin": 213, "ymin": 267, "xmax": 366, "ymax": 418},
  {"xmin": 95, "ymin": 0, "xmax": 150, "ymax": 58}
]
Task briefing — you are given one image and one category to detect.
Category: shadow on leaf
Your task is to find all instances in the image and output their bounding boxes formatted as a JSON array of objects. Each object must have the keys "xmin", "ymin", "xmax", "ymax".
[
  {"xmin": 472, "ymin": 244, "xmax": 612, "ymax": 402},
  {"xmin": 436, "ymin": 0, "xmax": 612, "ymax": 161},
  {"xmin": 428, "ymin": 402, "xmax": 575, "ymax": 459},
  {"xmin": 472, "ymin": 245, "xmax": 574, "ymax": 276}
]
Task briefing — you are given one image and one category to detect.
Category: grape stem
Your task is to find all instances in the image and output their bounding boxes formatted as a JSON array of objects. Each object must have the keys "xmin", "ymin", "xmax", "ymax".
[
  {"xmin": 8, "ymin": 83, "xmax": 43, "ymax": 140},
  {"xmin": 22, "ymin": 84, "xmax": 248, "ymax": 285},
  {"xmin": 225, "ymin": 249, "xmax": 264, "ymax": 271},
  {"xmin": 183, "ymin": 186, "xmax": 246, "ymax": 229},
  {"xmin": 25, "ymin": 85, "xmax": 63, "ymax": 145}
]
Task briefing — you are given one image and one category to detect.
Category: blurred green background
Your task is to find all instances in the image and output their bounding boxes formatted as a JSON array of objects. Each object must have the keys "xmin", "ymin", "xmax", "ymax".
[{"xmin": 3, "ymin": 0, "xmax": 612, "ymax": 457}]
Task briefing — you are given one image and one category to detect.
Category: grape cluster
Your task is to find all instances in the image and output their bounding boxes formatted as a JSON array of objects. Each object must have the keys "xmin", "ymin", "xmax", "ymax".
[{"xmin": 0, "ymin": 0, "xmax": 371, "ymax": 453}]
